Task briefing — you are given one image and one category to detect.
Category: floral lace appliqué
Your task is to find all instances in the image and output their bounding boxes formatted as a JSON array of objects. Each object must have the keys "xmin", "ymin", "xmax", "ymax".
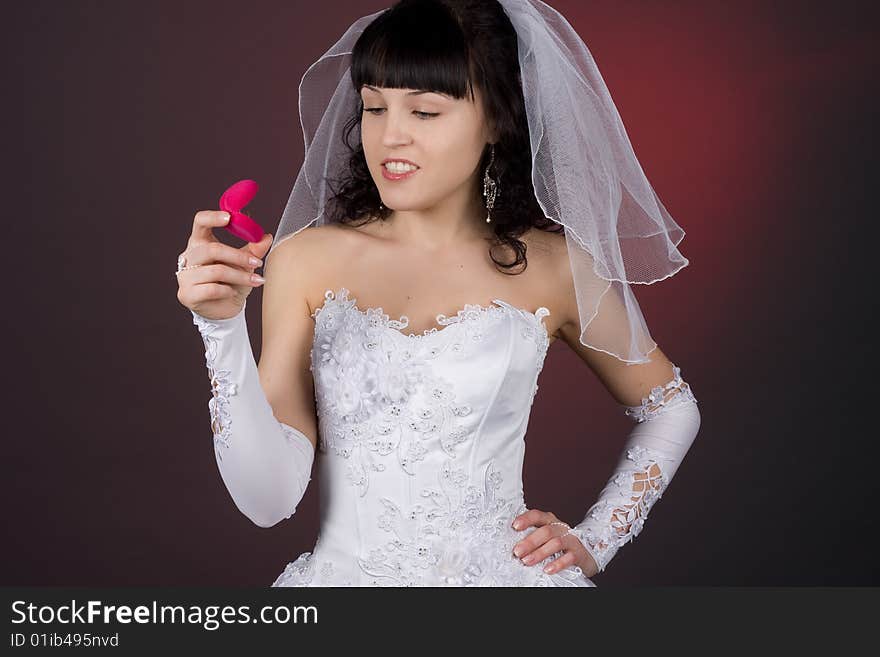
[
  {"xmin": 355, "ymin": 459, "xmax": 589, "ymax": 587},
  {"xmin": 568, "ymin": 444, "xmax": 671, "ymax": 573},
  {"xmin": 309, "ymin": 288, "xmax": 550, "ymax": 497},
  {"xmin": 568, "ymin": 366, "xmax": 699, "ymax": 573},
  {"xmin": 191, "ymin": 311, "xmax": 238, "ymax": 461},
  {"xmin": 310, "ymin": 295, "xmax": 475, "ymax": 496},
  {"xmin": 271, "ymin": 550, "xmax": 355, "ymax": 587},
  {"xmin": 279, "ymin": 288, "xmax": 572, "ymax": 586},
  {"xmin": 623, "ymin": 364, "xmax": 697, "ymax": 423}
]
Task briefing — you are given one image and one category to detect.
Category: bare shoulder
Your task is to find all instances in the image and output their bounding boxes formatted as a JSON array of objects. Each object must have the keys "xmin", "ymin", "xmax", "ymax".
[
  {"xmin": 518, "ymin": 226, "xmax": 577, "ymax": 334},
  {"xmin": 266, "ymin": 223, "xmax": 359, "ymax": 269},
  {"xmin": 264, "ymin": 222, "xmax": 366, "ymax": 306},
  {"xmin": 530, "ymin": 227, "xmax": 681, "ymax": 402}
]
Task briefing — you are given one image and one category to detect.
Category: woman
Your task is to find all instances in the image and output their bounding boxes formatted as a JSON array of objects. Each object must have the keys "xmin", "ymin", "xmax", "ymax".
[{"xmin": 175, "ymin": 0, "xmax": 701, "ymax": 587}]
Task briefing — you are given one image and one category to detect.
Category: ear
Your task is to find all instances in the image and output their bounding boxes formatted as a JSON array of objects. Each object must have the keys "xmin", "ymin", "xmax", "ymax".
[{"xmin": 487, "ymin": 118, "xmax": 499, "ymax": 144}]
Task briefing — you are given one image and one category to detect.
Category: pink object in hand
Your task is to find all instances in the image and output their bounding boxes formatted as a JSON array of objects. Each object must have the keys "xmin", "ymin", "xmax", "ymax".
[{"xmin": 219, "ymin": 179, "xmax": 265, "ymax": 242}]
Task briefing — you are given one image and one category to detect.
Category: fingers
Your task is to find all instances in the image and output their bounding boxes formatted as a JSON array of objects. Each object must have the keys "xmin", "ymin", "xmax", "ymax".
[
  {"xmin": 513, "ymin": 524, "xmax": 561, "ymax": 559},
  {"xmin": 542, "ymin": 549, "xmax": 578, "ymax": 575},
  {"xmin": 189, "ymin": 210, "xmax": 231, "ymax": 247},
  {"xmin": 511, "ymin": 508, "xmax": 557, "ymax": 532},
  {"xmin": 178, "ymin": 281, "xmax": 238, "ymax": 307},
  {"xmin": 176, "ymin": 260, "xmax": 263, "ymax": 308},
  {"xmin": 511, "ymin": 508, "xmax": 543, "ymax": 530},
  {"xmin": 509, "ymin": 509, "xmax": 588, "ymax": 576},
  {"xmin": 516, "ymin": 535, "xmax": 585, "ymax": 576},
  {"xmin": 185, "ymin": 240, "xmax": 263, "ymax": 271},
  {"xmin": 511, "ymin": 509, "xmax": 566, "ymax": 563},
  {"xmin": 514, "ymin": 532, "xmax": 568, "ymax": 568},
  {"xmin": 242, "ymin": 232, "xmax": 274, "ymax": 260},
  {"xmin": 183, "ymin": 262, "xmax": 265, "ymax": 289}
]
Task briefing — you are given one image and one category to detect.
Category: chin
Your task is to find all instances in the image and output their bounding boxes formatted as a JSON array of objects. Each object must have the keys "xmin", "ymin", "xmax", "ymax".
[{"xmin": 377, "ymin": 196, "xmax": 419, "ymax": 211}]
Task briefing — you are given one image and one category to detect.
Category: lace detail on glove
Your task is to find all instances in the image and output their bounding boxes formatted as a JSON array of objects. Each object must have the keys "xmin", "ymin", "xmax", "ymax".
[
  {"xmin": 191, "ymin": 311, "xmax": 239, "ymax": 460},
  {"xmin": 623, "ymin": 364, "xmax": 696, "ymax": 423},
  {"xmin": 569, "ymin": 365, "xmax": 699, "ymax": 573},
  {"xmin": 568, "ymin": 445, "xmax": 669, "ymax": 573}
]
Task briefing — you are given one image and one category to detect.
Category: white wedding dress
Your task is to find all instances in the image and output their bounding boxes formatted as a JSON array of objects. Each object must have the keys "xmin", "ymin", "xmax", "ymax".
[
  {"xmin": 191, "ymin": 281, "xmax": 700, "ymax": 587},
  {"xmin": 269, "ymin": 287, "xmax": 595, "ymax": 587}
]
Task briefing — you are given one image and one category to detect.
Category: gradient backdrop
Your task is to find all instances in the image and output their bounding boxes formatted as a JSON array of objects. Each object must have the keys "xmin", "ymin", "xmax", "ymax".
[{"xmin": 2, "ymin": 0, "xmax": 876, "ymax": 585}]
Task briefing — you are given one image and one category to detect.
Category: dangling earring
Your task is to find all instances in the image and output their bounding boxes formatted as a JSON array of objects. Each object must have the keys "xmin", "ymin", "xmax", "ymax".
[{"xmin": 482, "ymin": 143, "xmax": 499, "ymax": 223}]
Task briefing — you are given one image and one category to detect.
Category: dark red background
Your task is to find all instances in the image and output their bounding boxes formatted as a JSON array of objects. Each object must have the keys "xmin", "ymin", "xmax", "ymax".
[{"xmin": 3, "ymin": 0, "xmax": 875, "ymax": 585}]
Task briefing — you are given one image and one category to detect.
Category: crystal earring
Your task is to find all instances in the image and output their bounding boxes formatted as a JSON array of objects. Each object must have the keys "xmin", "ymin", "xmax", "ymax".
[{"xmin": 482, "ymin": 144, "xmax": 499, "ymax": 223}]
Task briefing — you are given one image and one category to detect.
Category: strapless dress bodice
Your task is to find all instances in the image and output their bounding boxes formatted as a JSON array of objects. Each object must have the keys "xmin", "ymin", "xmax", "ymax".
[{"xmin": 271, "ymin": 287, "xmax": 595, "ymax": 587}]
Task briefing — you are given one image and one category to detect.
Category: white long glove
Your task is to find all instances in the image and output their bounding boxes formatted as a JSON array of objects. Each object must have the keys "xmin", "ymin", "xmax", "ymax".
[
  {"xmin": 567, "ymin": 364, "xmax": 701, "ymax": 573},
  {"xmin": 190, "ymin": 300, "xmax": 315, "ymax": 528}
]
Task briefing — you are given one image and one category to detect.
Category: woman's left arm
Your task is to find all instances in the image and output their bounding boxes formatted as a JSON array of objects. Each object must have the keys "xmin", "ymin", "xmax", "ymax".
[
  {"xmin": 510, "ymin": 233, "xmax": 701, "ymax": 577},
  {"xmin": 565, "ymin": 351, "xmax": 701, "ymax": 575},
  {"xmin": 512, "ymin": 342, "xmax": 701, "ymax": 577}
]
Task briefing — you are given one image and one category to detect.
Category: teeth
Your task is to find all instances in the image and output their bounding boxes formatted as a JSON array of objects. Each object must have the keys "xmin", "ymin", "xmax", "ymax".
[{"xmin": 384, "ymin": 162, "xmax": 417, "ymax": 173}]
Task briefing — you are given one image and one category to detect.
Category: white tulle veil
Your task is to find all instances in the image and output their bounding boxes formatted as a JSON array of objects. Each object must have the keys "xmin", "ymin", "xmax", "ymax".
[{"xmin": 266, "ymin": 0, "xmax": 689, "ymax": 364}]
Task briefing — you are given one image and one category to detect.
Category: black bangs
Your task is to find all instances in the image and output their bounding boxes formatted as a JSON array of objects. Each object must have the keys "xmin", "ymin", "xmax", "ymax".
[{"xmin": 350, "ymin": 0, "xmax": 475, "ymax": 101}]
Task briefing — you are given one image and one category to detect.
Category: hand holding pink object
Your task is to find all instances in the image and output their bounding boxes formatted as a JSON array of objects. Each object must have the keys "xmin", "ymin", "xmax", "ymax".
[
  {"xmin": 174, "ymin": 179, "xmax": 274, "ymax": 321},
  {"xmin": 220, "ymin": 179, "xmax": 265, "ymax": 242}
]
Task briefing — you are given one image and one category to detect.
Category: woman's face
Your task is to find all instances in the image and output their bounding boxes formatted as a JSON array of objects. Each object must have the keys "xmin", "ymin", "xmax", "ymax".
[{"xmin": 358, "ymin": 83, "xmax": 494, "ymax": 215}]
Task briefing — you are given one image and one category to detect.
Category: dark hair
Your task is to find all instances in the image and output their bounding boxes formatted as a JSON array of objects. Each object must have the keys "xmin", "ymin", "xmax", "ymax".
[{"xmin": 324, "ymin": 0, "xmax": 563, "ymax": 273}]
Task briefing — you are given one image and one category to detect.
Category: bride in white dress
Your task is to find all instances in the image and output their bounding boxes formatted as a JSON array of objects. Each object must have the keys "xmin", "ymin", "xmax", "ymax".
[{"xmin": 175, "ymin": 0, "xmax": 701, "ymax": 587}]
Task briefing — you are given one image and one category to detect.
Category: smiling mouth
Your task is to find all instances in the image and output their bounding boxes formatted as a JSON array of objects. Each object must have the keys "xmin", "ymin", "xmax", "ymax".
[
  {"xmin": 382, "ymin": 162, "xmax": 420, "ymax": 172},
  {"xmin": 381, "ymin": 163, "xmax": 420, "ymax": 180}
]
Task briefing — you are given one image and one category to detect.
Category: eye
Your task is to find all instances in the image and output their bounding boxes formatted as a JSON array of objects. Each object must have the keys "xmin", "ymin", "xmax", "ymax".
[{"xmin": 362, "ymin": 108, "xmax": 439, "ymax": 120}]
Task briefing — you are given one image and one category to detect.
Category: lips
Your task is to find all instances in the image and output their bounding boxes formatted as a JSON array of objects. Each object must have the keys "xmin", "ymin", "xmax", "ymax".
[{"xmin": 381, "ymin": 163, "xmax": 419, "ymax": 180}]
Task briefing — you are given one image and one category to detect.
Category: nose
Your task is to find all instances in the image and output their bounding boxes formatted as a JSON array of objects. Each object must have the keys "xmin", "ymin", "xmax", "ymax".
[{"xmin": 379, "ymin": 107, "xmax": 413, "ymax": 148}]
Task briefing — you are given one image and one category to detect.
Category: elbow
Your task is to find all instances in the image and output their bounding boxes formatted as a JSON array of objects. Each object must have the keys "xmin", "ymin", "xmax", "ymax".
[
  {"xmin": 667, "ymin": 393, "xmax": 701, "ymax": 433},
  {"xmin": 240, "ymin": 478, "xmax": 311, "ymax": 529},
  {"xmin": 244, "ymin": 504, "xmax": 296, "ymax": 529},
  {"xmin": 675, "ymin": 397, "xmax": 701, "ymax": 449},
  {"xmin": 688, "ymin": 398, "xmax": 702, "ymax": 437},
  {"xmin": 249, "ymin": 514, "xmax": 284, "ymax": 529},
  {"xmin": 236, "ymin": 501, "xmax": 283, "ymax": 528}
]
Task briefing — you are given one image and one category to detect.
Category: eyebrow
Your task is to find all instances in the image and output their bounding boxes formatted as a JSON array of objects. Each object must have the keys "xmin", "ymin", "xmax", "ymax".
[{"xmin": 362, "ymin": 85, "xmax": 451, "ymax": 99}]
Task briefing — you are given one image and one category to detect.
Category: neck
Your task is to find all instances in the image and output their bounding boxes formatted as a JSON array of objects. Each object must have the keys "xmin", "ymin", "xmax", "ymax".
[{"xmin": 383, "ymin": 183, "xmax": 492, "ymax": 252}]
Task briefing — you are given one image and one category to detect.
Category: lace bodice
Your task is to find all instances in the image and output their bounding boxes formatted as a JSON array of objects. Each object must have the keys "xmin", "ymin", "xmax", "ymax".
[
  {"xmin": 271, "ymin": 287, "xmax": 595, "ymax": 587},
  {"xmin": 191, "ymin": 283, "xmax": 699, "ymax": 585}
]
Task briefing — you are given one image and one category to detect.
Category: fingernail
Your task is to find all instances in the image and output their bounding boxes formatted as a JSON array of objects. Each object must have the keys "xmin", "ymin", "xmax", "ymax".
[
  {"xmin": 512, "ymin": 521, "xmax": 520, "ymax": 530},
  {"xmin": 513, "ymin": 545, "xmax": 524, "ymax": 557},
  {"xmin": 221, "ymin": 212, "xmax": 230, "ymax": 222},
  {"xmin": 251, "ymin": 274, "xmax": 265, "ymax": 284},
  {"xmin": 249, "ymin": 257, "xmax": 263, "ymax": 267}
]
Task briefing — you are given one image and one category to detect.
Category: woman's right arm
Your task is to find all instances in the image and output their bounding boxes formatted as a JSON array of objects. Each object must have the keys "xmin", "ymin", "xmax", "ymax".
[{"xmin": 177, "ymin": 210, "xmax": 319, "ymax": 528}]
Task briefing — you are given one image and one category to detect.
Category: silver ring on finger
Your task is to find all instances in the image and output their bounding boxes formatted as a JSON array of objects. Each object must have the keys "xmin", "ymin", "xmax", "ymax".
[{"xmin": 175, "ymin": 253, "xmax": 203, "ymax": 276}]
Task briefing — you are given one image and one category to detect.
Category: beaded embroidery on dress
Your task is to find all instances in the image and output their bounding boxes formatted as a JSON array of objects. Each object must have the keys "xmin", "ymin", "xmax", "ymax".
[{"xmin": 271, "ymin": 287, "xmax": 596, "ymax": 587}]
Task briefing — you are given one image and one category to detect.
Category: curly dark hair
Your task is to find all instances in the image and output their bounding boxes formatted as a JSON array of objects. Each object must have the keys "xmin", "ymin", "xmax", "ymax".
[{"xmin": 323, "ymin": 0, "xmax": 563, "ymax": 274}]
